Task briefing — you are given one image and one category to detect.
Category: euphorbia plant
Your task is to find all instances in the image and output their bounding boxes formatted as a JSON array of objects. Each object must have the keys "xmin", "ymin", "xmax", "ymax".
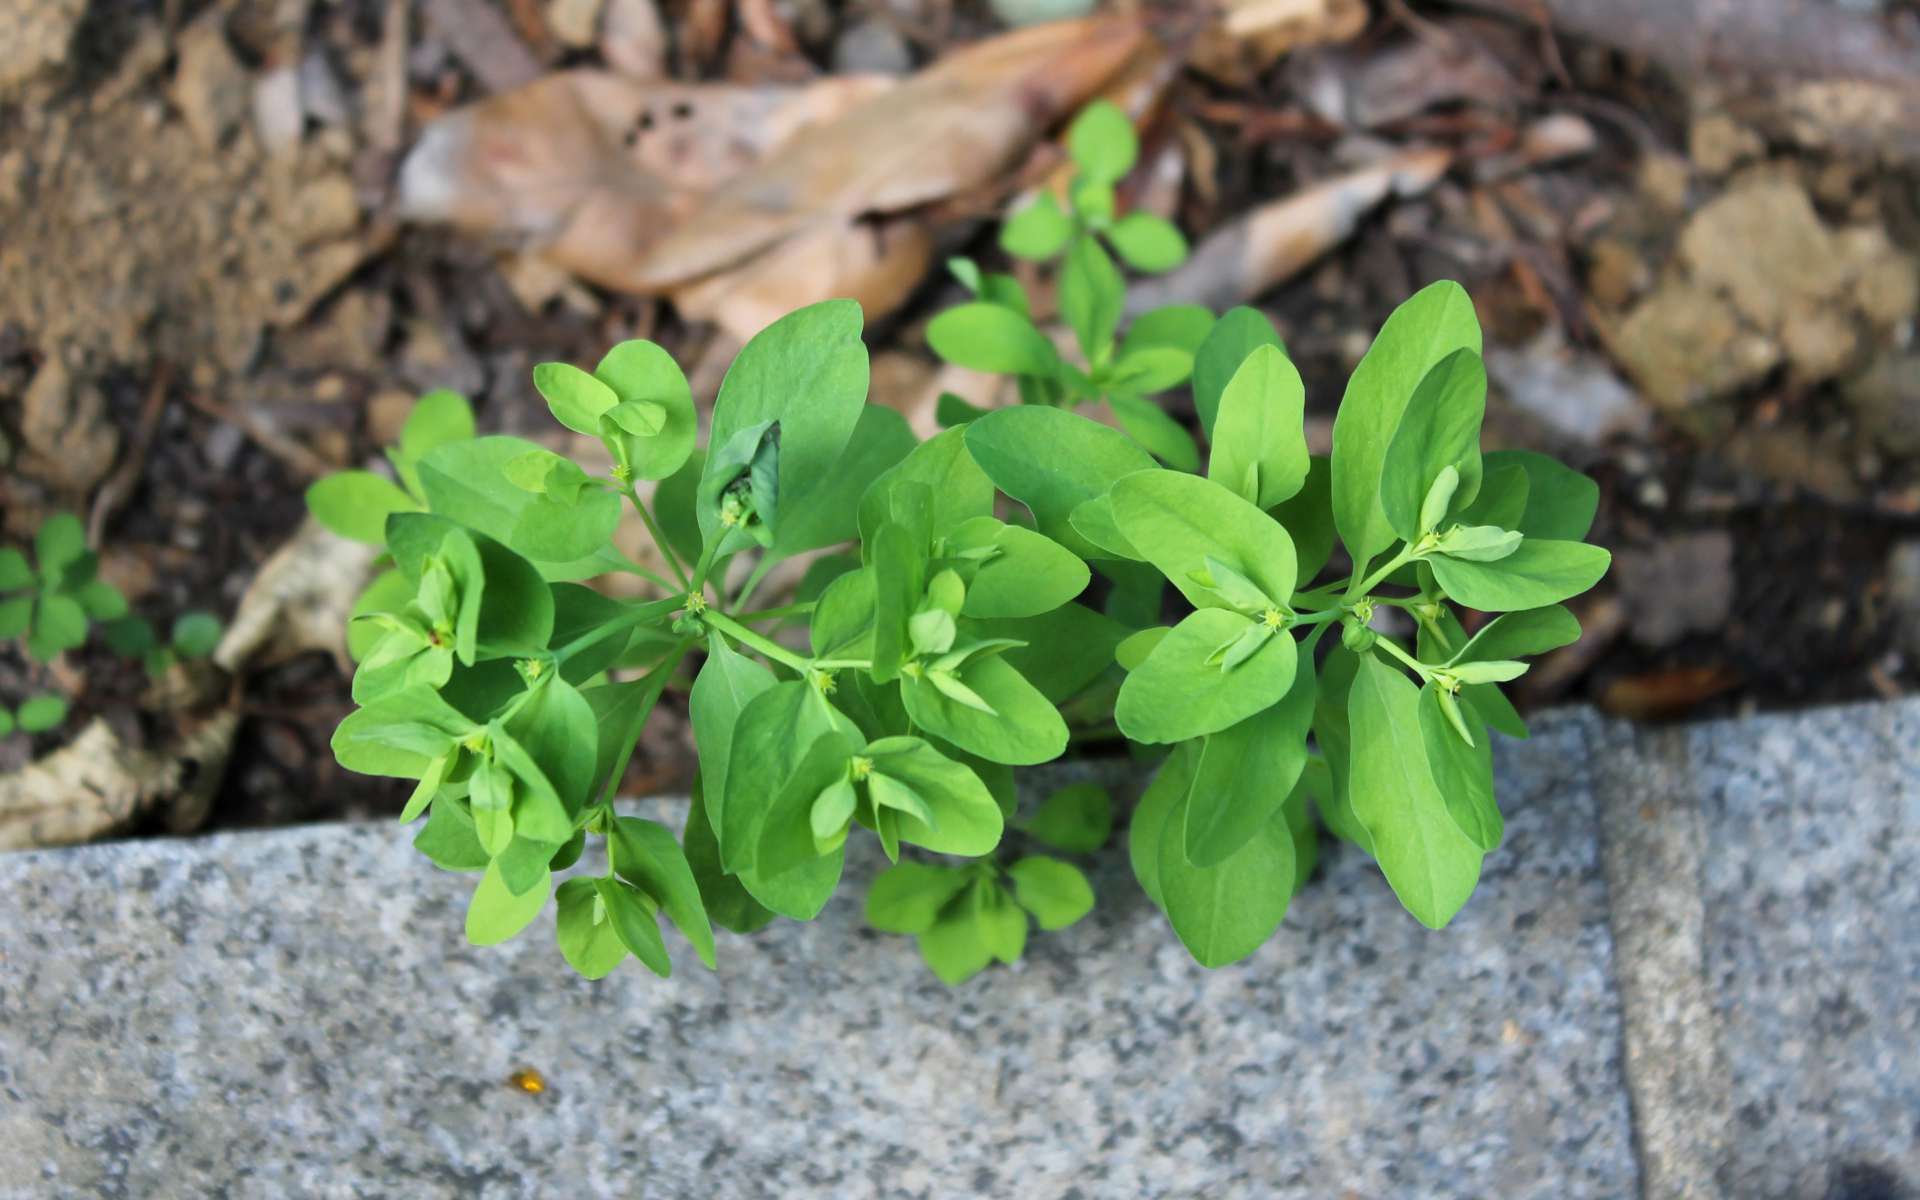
[{"xmin": 315, "ymin": 276, "xmax": 1608, "ymax": 983}]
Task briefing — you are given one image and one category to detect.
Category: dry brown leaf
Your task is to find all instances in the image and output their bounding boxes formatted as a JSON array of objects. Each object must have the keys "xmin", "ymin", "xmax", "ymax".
[
  {"xmin": 627, "ymin": 15, "xmax": 1147, "ymax": 288},
  {"xmin": 600, "ymin": 0, "xmax": 668, "ymax": 78},
  {"xmin": 0, "ymin": 712, "xmax": 236, "ymax": 851},
  {"xmin": 1126, "ymin": 146, "xmax": 1451, "ymax": 315},
  {"xmin": 1192, "ymin": 0, "xmax": 1368, "ymax": 86},
  {"xmin": 670, "ymin": 215, "xmax": 933, "ymax": 341},
  {"xmin": 215, "ymin": 517, "xmax": 379, "ymax": 676},
  {"xmin": 398, "ymin": 70, "xmax": 892, "ymax": 287}
]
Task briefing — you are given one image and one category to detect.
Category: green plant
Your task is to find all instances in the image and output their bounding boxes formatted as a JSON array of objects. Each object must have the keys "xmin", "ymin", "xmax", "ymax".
[
  {"xmin": 317, "ymin": 272, "xmax": 1609, "ymax": 984},
  {"xmin": 100, "ymin": 609, "xmax": 226, "ymax": 677},
  {"xmin": 0, "ymin": 693, "xmax": 68, "ymax": 737},
  {"xmin": 929, "ymin": 100, "xmax": 1208, "ymax": 470},
  {"xmin": 0, "ymin": 513, "xmax": 127, "ymax": 662}
]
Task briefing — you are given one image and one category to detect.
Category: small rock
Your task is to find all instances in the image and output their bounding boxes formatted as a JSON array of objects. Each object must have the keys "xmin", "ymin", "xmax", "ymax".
[
  {"xmin": 299, "ymin": 51, "xmax": 352, "ymax": 128},
  {"xmin": 1688, "ymin": 112, "xmax": 1765, "ymax": 176},
  {"xmin": 0, "ymin": 0, "xmax": 84, "ymax": 93},
  {"xmin": 172, "ymin": 14, "xmax": 252, "ymax": 150},
  {"xmin": 1610, "ymin": 531, "xmax": 1736, "ymax": 650},
  {"xmin": 253, "ymin": 63, "xmax": 305, "ymax": 156},
  {"xmin": 1486, "ymin": 328, "xmax": 1650, "ymax": 446},
  {"xmin": 547, "ymin": 0, "xmax": 606, "ymax": 48},
  {"xmin": 1841, "ymin": 351, "xmax": 1920, "ymax": 459},
  {"xmin": 1889, "ymin": 540, "xmax": 1920, "ymax": 661},
  {"xmin": 830, "ymin": 19, "xmax": 912, "ymax": 76},
  {"xmin": 286, "ymin": 174, "xmax": 361, "ymax": 245}
]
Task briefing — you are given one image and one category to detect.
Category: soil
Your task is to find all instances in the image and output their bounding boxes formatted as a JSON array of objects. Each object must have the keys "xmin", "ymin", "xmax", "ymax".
[{"xmin": 3, "ymin": 0, "xmax": 1918, "ymax": 832}]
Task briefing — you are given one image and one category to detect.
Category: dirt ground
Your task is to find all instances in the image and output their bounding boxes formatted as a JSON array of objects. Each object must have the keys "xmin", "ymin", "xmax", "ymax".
[{"xmin": 2, "ymin": 0, "xmax": 1918, "ymax": 833}]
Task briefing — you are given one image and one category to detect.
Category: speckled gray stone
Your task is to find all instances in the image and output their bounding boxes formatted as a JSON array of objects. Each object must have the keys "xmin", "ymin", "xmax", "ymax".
[
  {"xmin": 0, "ymin": 712, "xmax": 1637, "ymax": 1199},
  {"xmin": 1598, "ymin": 701, "xmax": 1920, "ymax": 1200}
]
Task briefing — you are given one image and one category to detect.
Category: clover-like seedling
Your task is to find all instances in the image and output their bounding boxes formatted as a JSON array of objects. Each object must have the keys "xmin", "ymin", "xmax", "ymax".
[
  {"xmin": 928, "ymin": 101, "xmax": 1206, "ymax": 470},
  {"xmin": 102, "ymin": 610, "xmax": 225, "ymax": 678},
  {"xmin": 0, "ymin": 513, "xmax": 129, "ymax": 663},
  {"xmin": 0, "ymin": 694, "xmax": 69, "ymax": 738}
]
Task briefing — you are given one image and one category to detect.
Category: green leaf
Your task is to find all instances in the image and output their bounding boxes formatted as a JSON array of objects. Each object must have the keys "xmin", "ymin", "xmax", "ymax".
[
  {"xmin": 927, "ymin": 303, "xmax": 1059, "ymax": 378},
  {"xmin": 858, "ymin": 426, "xmax": 994, "ymax": 549},
  {"xmin": 504, "ymin": 675, "xmax": 597, "ymax": 824},
  {"xmin": 1272, "ymin": 455, "xmax": 1336, "ymax": 586},
  {"xmin": 75, "ymin": 580, "xmax": 127, "ymax": 622},
  {"xmin": 611, "ymin": 816, "xmax": 718, "ymax": 969},
  {"xmin": 753, "ymin": 729, "xmax": 863, "ymax": 878},
  {"xmin": 331, "ymin": 684, "xmax": 475, "ymax": 778},
  {"xmin": 1067, "ymin": 100, "xmax": 1137, "ymax": 185},
  {"xmin": 866, "ymin": 862, "xmax": 969, "ymax": 934},
  {"xmin": 414, "ymin": 797, "xmax": 490, "ymax": 870},
  {"xmin": 596, "ymin": 877, "xmax": 672, "ymax": 977},
  {"xmin": 683, "ymin": 774, "xmax": 775, "ymax": 934},
  {"xmin": 974, "ymin": 603, "xmax": 1126, "ymax": 704},
  {"xmin": 1108, "ymin": 394, "xmax": 1200, "ymax": 472},
  {"xmin": 1419, "ymin": 683, "xmax": 1502, "ymax": 850},
  {"xmin": 1023, "ymin": 781, "xmax": 1112, "ymax": 853},
  {"xmin": 1106, "ymin": 212, "xmax": 1187, "ymax": 273},
  {"xmin": 901, "ymin": 654, "xmax": 1066, "ymax": 766},
  {"xmin": 702, "ymin": 299, "xmax": 869, "ymax": 558},
  {"xmin": 1000, "ymin": 192, "xmax": 1074, "ymax": 261},
  {"xmin": 1452, "ymin": 605, "xmax": 1581, "ymax": 664},
  {"xmin": 1453, "ymin": 458, "xmax": 1529, "ymax": 531},
  {"xmin": 416, "ymin": 437, "xmax": 622, "ymax": 578},
  {"xmin": 688, "ymin": 635, "xmax": 778, "ymax": 848},
  {"xmin": 721, "ymin": 680, "xmax": 856, "ymax": 873},
  {"xmin": 773, "ymin": 404, "xmax": 916, "ymax": 555},
  {"xmin": 917, "ymin": 901, "xmax": 993, "ymax": 984},
  {"xmin": 1347, "ymin": 654, "xmax": 1484, "ymax": 928},
  {"xmin": 1184, "ymin": 638, "xmax": 1316, "ymax": 867},
  {"xmin": 306, "ymin": 471, "xmax": 418, "ymax": 545},
  {"xmin": 1007, "ymin": 856, "xmax": 1094, "ymax": 930},
  {"xmin": 0, "ymin": 594, "xmax": 31, "ymax": 638},
  {"xmin": 1430, "ymin": 540, "xmax": 1611, "ymax": 612},
  {"xmin": 651, "ymin": 449, "xmax": 706, "ymax": 566},
  {"xmin": 1331, "ymin": 280, "xmax": 1482, "ymax": 567},
  {"xmin": 1157, "ymin": 792, "xmax": 1294, "ymax": 967},
  {"xmin": 1484, "ymin": 449, "xmax": 1600, "ymax": 541},
  {"xmin": 1059, "ymin": 236, "xmax": 1124, "ymax": 366},
  {"xmin": 1116, "ymin": 610, "xmax": 1298, "ymax": 744},
  {"xmin": 1192, "ymin": 306, "xmax": 1284, "ymax": 438},
  {"xmin": 1208, "ymin": 344, "xmax": 1309, "ymax": 509},
  {"xmin": 170, "ymin": 611, "xmax": 222, "ymax": 659},
  {"xmin": 0, "ymin": 548, "xmax": 32, "ymax": 591},
  {"xmin": 16, "ymin": 693, "xmax": 68, "ymax": 733},
  {"xmin": 1121, "ymin": 305, "xmax": 1215, "ymax": 361},
  {"xmin": 866, "ymin": 736, "xmax": 1005, "ymax": 857},
  {"xmin": 593, "ymin": 339, "xmax": 697, "ymax": 480},
  {"xmin": 964, "ymin": 407, "xmax": 1155, "ymax": 558},
  {"xmin": 1379, "ymin": 348, "xmax": 1488, "ymax": 542},
  {"xmin": 947, "ymin": 517, "xmax": 1088, "ymax": 619},
  {"xmin": 398, "ymin": 389, "xmax": 475, "ymax": 472},
  {"xmin": 465, "ymin": 860, "xmax": 549, "ymax": 946},
  {"xmin": 554, "ymin": 877, "xmax": 628, "ymax": 979},
  {"xmin": 1104, "ymin": 346, "xmax": 1193, "ymax": 396},
  {"xmin": 532, "ymin": 361, "xmax": 620, "ymax": 437},
  {"xmin": 30, "ymin": 594, "xmax": 88, "ymax": 658},
  {"xmin": 35, "ymin": 513, "xmax": 87, "ymax": 574},
  {"xmin": 1109, "ymin": 470, "xmax": 1296, "ymax": 612}
]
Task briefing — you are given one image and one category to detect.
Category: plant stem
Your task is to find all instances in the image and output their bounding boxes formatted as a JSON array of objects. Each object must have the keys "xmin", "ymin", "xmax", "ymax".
[
  {"xmin": 1289, "ymin": 608, "xmax": 1342, "ymax": 629},
  {"xmin": 625, "ymin": 487, "xmax": 691, "ymax": 591},
  {"xmin": 811, "ymin": 658, "xmax": 872, "ymax": 671},
  {"xmin": 1371, "ymin": 633, "xmax": 1433, "ymax": 681},
  {"xmin": 1348, "ymin": 544, "xmax": 1420, "ymax": 599},
  {"xmin": 736, "ymin": 601, "xmax": 816, "ymax": 623},
  {"xmin": 703, "ymin": 609, "xmax": 810, "ymax": 673}
]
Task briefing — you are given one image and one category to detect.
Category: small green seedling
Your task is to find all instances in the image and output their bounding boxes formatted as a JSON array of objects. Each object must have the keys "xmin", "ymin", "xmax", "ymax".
[
  {"xmin": 102, "ymin": 610, "xmax": 225, "ymax": 677},
  {"xmin": 929, "ymin": 100, "xmax": 1208, "ymax": 470},
  {"xmin": 314, "ymin": 105, "xmax": 1609, "ymax": 988},
  {"xmin": 0, "ymin": 513, "xmax": 128, "ymax": 662},
  {"xmin": 0, "ymin": 694, "xmax": 69, "ymax": 738}
]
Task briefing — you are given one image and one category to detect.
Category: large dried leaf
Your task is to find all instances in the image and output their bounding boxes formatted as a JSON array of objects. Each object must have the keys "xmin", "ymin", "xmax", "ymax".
[
  {"xmin": 215, "ymin": 516, "xmax": 379, "ymax": 675},
  {"xmin": 670, "ymin": 215, "xmax": 934, "ymax": 341},
  {"xmin": 0, "ymin": 712, "xmax": 236, "ymax": 850},
  {"xmin": 628, "ymin": 15, "xmax": 1147, "ymax": 287}
]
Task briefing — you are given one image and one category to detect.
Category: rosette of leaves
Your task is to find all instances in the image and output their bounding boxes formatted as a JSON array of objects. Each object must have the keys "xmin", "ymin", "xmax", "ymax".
[
  {"xmin": 927, "ymin": 101, "xmax": 1209, "ymax": 471},
  {"xmin": 0, "ymin": 513, "xmax": 129, "ymax": 662}
]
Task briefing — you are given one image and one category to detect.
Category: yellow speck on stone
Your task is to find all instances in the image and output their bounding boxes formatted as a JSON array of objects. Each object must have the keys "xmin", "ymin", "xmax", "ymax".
[{"xmin": 508, "ymin": 1068, "xmax": 546, "ymax": 1095}]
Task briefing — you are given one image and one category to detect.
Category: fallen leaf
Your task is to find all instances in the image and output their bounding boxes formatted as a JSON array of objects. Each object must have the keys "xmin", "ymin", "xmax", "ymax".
[
  {"xmin": 1125, "ymin": 146, "xmax": 1450, "ymax": 315},
  {"xmin": 671, "ymin": 215, "xmax": 933, "ymax": 342},
  {"xmin": 215, "ymin": 516, "xmax": 380, "ymax": 675},
  {"xmin": 0, "ymin": 712, "xmax": 237, "ymax": 850}
]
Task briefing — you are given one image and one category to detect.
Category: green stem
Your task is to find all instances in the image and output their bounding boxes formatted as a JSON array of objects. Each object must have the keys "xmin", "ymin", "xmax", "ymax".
[
  {"xmin": 703, "ymin": 610, "xmax": 810, "ymax": 674},
  {"xmin": 609, "ymin": 558, "xmax": 680, "ymax": 593},
  {"xmin": 1289, "ymin": 608, "xmax": 1342, "ymax": 629},
  {"xmin": 594, "ymin": 639, "xmax": 694, "ymax": 805},
  {"xmin": 1371, "ymin": 633, "xmax": 1433, "ymax": 681},
  {"xmin": 737, "ymin": 601, "xmax": 816, "ymax": 623},
  {"xmin": 688, "ymin": 540, "xmax": 720, "ymax": 596},
  {"xmin": 625, "ymin": 487, "xmax": 691, "ymax": 591},
  {"xmin": 811, "ymin": 658, "xmax": 873, "ymax": 672},
  {"xmin": 1348, "ymin": 544, "xmax": 1420, "ymax": 599}
]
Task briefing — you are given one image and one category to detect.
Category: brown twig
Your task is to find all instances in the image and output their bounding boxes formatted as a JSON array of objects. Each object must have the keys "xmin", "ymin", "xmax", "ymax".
[
  {"xmin": 179, "ymin": 392, "xmax": 336, "ymax": 482},
  {"xmin": 88, "ymin": 365, "xmax": 172, "ymax": 547}
]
